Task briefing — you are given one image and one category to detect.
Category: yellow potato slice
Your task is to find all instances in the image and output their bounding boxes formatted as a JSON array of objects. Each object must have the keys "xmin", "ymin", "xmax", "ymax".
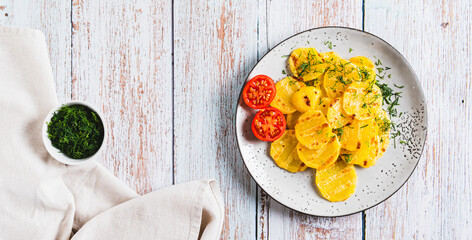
[
  {"xmin": 336, "ymin": 120, "xmax": 361, "ymax": 151},
  {"xmin": 320, "ymin": 52, "xmax": 342, "ymax": 64},
  {"xmin": 323, "ymin": 59, "xmax": 360, "ymax": 98},
  {"xmin": 314, "ymin": 97, "xmax": 333, "ymax": 116},
  {"xmin": 340, "ymin": 134, "xmax": 380, "ymax": 168},
  {"xmin": 270, "ymin": 130, "xmax": 308, "ymax": 173},
  {"xmin": 312, "ymin": 52, "xmax": 342, "ymax": 91},
  {"xmin": 271, "ymin": 77, "xmax": 306, "ymax": 114},
  {"xmin": 349, "ymin": 56, "xmax": 375, "ymax": 69},
  {"xmin": 286, "ymin": 111, "xmax": 303, "ymax": 129},
  {"xmin": 349, "ymin": 56, "xmax": 376, "ymax": 83},
  {"xmin": 315, "ymin": 160, "xmax": 357, "ymax": 202},
  {"xmin": 295, "ymin": 110, "xmax": 334, "ymax": 149},
  {"xmin": 297, "ymin": 135, "xmax": 341, "ymax": 169},
  {"xmin": 288, "ymin": 48, "xmax": 327, "ymax": 82},
  {"xmin": 343, "ymin": 81, "xmax": 382, "ymax": 120},
  {"xmin": 327, "ymin": 97, "xmax": 354, "ymax": 129},
  {"xmin": 374, "ymin": 109, "xmax": 391, "ymax": 158},
  {"xmin": 291, "ymin": 86, "xmax": 322, "ymax": 112}
]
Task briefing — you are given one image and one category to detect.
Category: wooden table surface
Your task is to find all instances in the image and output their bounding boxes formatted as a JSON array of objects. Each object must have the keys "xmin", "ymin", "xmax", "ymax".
[{"xmin": 2, "ymin": 0, "xmax": 471, "ymax": 239}]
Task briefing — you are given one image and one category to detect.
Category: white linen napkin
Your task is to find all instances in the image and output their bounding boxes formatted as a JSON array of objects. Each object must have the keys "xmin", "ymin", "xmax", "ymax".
[{"xmin": 0, "ymin": 26, "xmax": 224, "ymax": 240}]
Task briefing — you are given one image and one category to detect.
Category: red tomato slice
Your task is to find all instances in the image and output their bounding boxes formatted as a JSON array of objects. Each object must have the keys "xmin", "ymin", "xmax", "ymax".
[
  {"xmin": 251, "ymin": 107, "xmax": 286, "ymax": 141},
  {"xmin": 243, "ymin": 75, "xmax": 276, "ymax": 109}
]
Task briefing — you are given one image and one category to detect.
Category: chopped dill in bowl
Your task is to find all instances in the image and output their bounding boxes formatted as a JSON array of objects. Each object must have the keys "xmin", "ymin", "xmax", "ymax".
[{"xmin": 47, "ymin": 104, "xmax": 104, "ymax": 159}]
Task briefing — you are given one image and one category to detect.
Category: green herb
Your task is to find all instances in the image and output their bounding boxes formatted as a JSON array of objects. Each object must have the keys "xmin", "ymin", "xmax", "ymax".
[
  {"xmin": 336, "ymin": 75, "xmax": 352, "ymax": 85},
  {"xmin": 349, "ymin": 47, "xmax": 353, "ymax": 53},
  {"xmin": 282, "ymin": 70, "xmax": 286, "ymax": 75},
  {"xmin": 376, "ymin": 117, "xmax": 392, "ymax": 133},
  {"xmin": 307, "ymin": 41, "xmax": 310, "ymax": 44},
  {"xmin": 376, "ymin": 81, "xmax": 402, "ymax": 117},
  {"xmin": 47, "ymin": 105, "xmax": 104, "ymax": 159},
  {"xmin": 375, "ymin": 59, "xmax": 382, "ymax": 66},
  {"xmin": 359, "ymin": 68, "xmax": 371, "ymax": 81},
  {"xmin": 360, "ymin": 124, "xmax": 369, "ymax": 128},
  {"xmin": 281, "ymin": 55, "xmax": 290, "ymax": 58},
  {"xmin": 323, "ymin": 41, "xmax": 334, "ymax": 49},
  {"xmin": 341, "ymin": 154, "xmax": 353, "ymax": 163},
  {"xmin": 333, "ymin": 128, "xmax": 344, "ymax": 138},
  {"xmin": 298, "ymin": 62, "xmax": 310, "ymax": 76},
  {"xmin": 388, "ymin": 74, "xmax": 391, "ymax": 78},
  {"xmin": 394, "ymin": 84, "xmax": 404, "ymax": 89},
  {"xmin": 305, "ymin": 80, "xmax": 315, "ymax": 86}
]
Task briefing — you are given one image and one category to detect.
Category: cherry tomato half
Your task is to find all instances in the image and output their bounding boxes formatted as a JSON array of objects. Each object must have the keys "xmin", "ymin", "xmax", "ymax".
[
  {"xmin": 251, "ymin": 107, "xmax": 286, "ymax": 141},
  {"xmin": 243, "ymin": 75, "xmax": 276, "ymax": 109}
]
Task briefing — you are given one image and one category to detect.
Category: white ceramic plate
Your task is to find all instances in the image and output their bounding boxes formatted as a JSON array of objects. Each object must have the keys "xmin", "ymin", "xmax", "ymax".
[{"xmin": 235, "ymin": 27, "xmax": 427, "ymax": 217}]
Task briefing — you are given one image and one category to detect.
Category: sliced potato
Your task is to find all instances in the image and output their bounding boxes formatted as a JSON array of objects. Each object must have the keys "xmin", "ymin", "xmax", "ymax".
[
  {"xmin": 286, "ymin": 111, "xmax": 303, "ymax": 129},
  {"xmin": 291, "ymin": 86, "xmax": 322, "ymax": 112},
  {"xmin": 337, "ymin": 120, "xmax": 361, "ymax": 151},
  {"xmin": 359, "ymin": 67, "xmax": 376, "ymax": 83},
  {"xmin": 295, "ymin": 110, "xmax": 334, "ymax": 149},
  {"xmin": 314, "ymin": 97, "xmax": 333, "ymax": 116},
  {"xmin": 374, "ymin": 109, "xmax": 391, "ymax": 158},
  {"xmin": 327, "ymin": 97, "xmax": 354, "ymax": 129},
  {"xmin": 349, "ymin": 56, "xmax": 376, "ymax": 83},
  {"xmin": 349, "ymin": 56, "xmax": 375, "ymax": 69},
  {"xmin": 312, "ymin": 51, "xmax": 341, "ymax": 93},
  {"xmin": 320, "ymin": 52, "xmax": 342, "ymax": 64},
  {"xmin": 315, "ymin": 160, "xmax": 357, "ymax": 202},
  {"xmin": 271, "ymin": 77, "xmax": 306, "ymax": 114},
  {"xmin": 288, "ymin": 48, "xmax": 327, "ymax": 82},
  {"xmin": 323, "ymin": 59, "xmax": 360, "ymax": 98},
  {"xmin": 270, "ymin": 130, "xmax": 308, "ymax": 173},
  {"xmin": 343, "ymin": 81, "xmax": 382, "ymax": 120},
  {"xmin": 297, "ymin": 135, "xmax": 341, "ymax": 169},
  {"xmin": 340, "ymin": 134, "xmax": 380, "ymax": 168}
]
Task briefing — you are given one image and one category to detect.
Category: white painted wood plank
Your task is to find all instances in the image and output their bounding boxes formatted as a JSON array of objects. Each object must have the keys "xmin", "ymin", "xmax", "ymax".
[
  {"xmin": 0, "ymin": 0, "xmax": 71, "ymax": 101},
  {"xmin": 256, "ymin": 0, "xmax": 270, "ymax": 239},
  {"xmin": 262, "ymin": 1, "xmax": 364, "ymax": 239},
  {"xmin": 364, "ymin": 0, "xmax": 472, "ymax": 239},
  {"xmin": 71, "ymin": 0, "xmax": 173, "ymax": 194},
  {"xmin": 173, "ymin": 1, "xmax": 259, "ymax": 238}
]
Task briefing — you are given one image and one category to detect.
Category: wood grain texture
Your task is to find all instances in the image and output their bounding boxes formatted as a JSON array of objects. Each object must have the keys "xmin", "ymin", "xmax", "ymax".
[
  {"xmin": 0, "ymin": 0, "xmax": 71, "ymax": 101},
  {"xmin": 6, "ymin": 0, "xmax": 472, "ymax": 238},
  {"xmin": 364, "ymin": 0, "xmax": 472, "ymax": 239},
  {"xmin": 173, "ymin": 1, "xmax": 259, "ymax": 238},
  {"xmin": 71, "ymin": 0, "xmax": 173, "ymax": 194},
  {"xmin": 258, "ymin": 1, "xmax": 364, "ymax": 239}
]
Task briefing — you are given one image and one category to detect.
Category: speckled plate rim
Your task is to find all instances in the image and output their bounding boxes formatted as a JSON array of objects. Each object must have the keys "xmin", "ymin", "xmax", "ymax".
[{"xmin": 234, "ymin": 26, "xmax": 428, "ymax": 217}]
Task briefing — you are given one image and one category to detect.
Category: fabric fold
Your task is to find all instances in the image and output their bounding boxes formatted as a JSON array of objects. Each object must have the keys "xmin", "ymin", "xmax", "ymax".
[{"xmin": 71, "ymin": 179, "xmax": 224, "ymax": 240}]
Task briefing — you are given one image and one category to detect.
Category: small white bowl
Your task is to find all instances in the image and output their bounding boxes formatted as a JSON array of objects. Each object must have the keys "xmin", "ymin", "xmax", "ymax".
[{"xmin": 42, "ymin": 100, "xmax": 107, "ymax": 165}]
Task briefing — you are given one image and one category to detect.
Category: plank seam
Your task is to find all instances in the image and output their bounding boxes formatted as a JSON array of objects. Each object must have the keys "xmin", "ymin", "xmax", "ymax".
[
  {"xmin": 265, "ymin": 0, "xmax": 269, "ymax": 51},
  {"xmin": 256, "ymin": 0, "xmax": 260, "ymax": 238},
  {"xmin": 70, "ymin": 0, "xmax": 73, "ymax": 99},
  {"xmin": 171, "ymin": 0, "xmax": 175, "ymax": 185},
  {"xmin": 362, "ymin": 0, "xmax": 365, "ymax": 31}
]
